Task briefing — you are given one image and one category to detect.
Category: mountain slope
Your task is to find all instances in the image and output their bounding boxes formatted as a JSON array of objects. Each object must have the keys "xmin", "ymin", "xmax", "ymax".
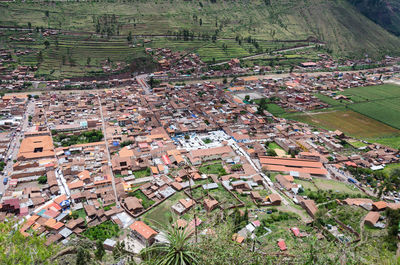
[
  {"xmin": 348, "ymin": 0, "xmax": 400, "ymax": 36},
  {"xmin": 0, "ymin": 0, "xmax": 399, "ymax": 57}
]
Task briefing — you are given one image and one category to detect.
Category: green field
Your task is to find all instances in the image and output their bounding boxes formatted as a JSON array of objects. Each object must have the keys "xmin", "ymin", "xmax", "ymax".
[
  {"xmin": 336, "ymin": 84, "xmax": 400, "ymax": 129},
  {"xmin": 287, "ymin": 109, "xmax": 400, "ymax": 139}
]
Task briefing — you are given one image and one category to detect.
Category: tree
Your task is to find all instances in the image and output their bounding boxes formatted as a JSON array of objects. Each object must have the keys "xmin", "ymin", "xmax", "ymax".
[
  {"xmin": 95, "ymin": 240, "xmax": 105, "ymax": 261},
  {"xmin": 127, "ymin": 31, "xmax": 132, "ymax": 42},
  {"xmin": 38, "ymin": 175, "xmax": 47, "ymax": 184},
  {"xmin": 199, "ymin": 18, "xmax": 202, "ymax": 26},
  {"xmin": 266, "ymin": 149, "xmax": 277, "ymax": 156},
  {"xmin": 141, "ymin": 224, "xmax": 198, "ymax": 265},
  {"xmin": 44, "ymin": 40, "xmax": 50, "ymax": 49},
  {"xmin": 37, "ymin": 51, "xmax": 43, "ymax": 64},
  {"xmin": 244, "ymin": 95, "xmax": 250, "ymax": 102},
  {"xmin": 0, "ymin": 220, "xmax": 57, "ymax": 264},
  {"xmin": 28, "ymin": 22, "xmax": 31, "ymax": 29},
  {"xmin": 223, "ymin": 78, "xmax": 227, "ymax": 84},
  {"xmin": 76, "ymin": 247, "xmax": 91, "ymax": 265},
  {"xmin": 87, "ymin": 57, "xmax": 91, "ymax": 66}
]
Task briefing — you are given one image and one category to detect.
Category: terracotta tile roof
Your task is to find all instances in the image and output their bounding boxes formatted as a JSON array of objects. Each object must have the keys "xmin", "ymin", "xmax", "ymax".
[
  {"xmin": 372, "ymin": 201, "xmax": 387, "ymax": 211},
  {"xmin": 364, "ymin": 211, "xmax": 380, "ymax": 226},
  {"xmin": 130, "ymin": 221, "xmax": 158, "ymax": 240}
]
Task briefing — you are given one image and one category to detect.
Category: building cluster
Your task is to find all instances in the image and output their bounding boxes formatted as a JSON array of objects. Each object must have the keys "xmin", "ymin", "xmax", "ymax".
[{"xmin": 0, "ymin": 67, "xmax": 399, "ymax": 254}]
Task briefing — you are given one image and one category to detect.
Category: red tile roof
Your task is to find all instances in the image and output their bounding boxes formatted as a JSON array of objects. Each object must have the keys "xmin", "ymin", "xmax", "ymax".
[{"xmin": 130, "ymin": 221, "xmax": 158, "ymax": 240}]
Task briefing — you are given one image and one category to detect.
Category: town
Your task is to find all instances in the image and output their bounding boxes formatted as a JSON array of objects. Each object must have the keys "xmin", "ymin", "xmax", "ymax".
[{"xmin": 0, "ymin": 62, "xmax": 399, "ymax": 263}]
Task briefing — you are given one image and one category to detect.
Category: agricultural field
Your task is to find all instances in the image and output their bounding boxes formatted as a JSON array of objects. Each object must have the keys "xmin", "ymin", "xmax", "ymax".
[
  {"xmin": 287, "ymin": 109, "xmax": 400, "ymax": 139},
  {"xmin": 337, "ymin": 84, "xmax": 400, "ymax": 129}
]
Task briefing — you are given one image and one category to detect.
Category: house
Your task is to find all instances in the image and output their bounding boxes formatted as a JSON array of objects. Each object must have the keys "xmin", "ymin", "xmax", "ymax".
[
  {"xmin": 268, "ymin": 193, "xmax": 282, "ymax": 206},
  {"xmin": 260, "ymin": 157, "xmax": 328, "ymax": 177},
  {"xmin": 372, "ymin": 201, "xmax": 387, "ymax": 211},
  {"xmin": 171, "ymin": 198, "xmax": 195, "ymax": 215},
  {"xmin": 190, "ymin": 145, "xmax": 235, "ymax": 163},
  {"xmin": 277, "ymin": 239, "xmax": 287, "ymax": 251},
  {"xmin": 301, "ymin": 199, "xmax": 318, "ymax": 218},
  {"xmin": 130, "ymin": 221, "xmax": 158, "ymax": 245},
  {"xmin": 250, "ymin": 191, "xmax": 262, "ymax": 201},
  {"xmin": 364, "ymin": 211, "xmax": 380, "ymax": 227},
  {"xmin": 204, "ymin": 198, "xmax": 218, "ymax": 212},
  {"xmin": 124, "ymin": 197, "xmax": 144, "ymax": 214}
]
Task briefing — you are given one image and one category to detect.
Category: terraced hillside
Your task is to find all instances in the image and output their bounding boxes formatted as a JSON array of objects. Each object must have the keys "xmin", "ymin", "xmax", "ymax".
[{"xmin": 1, "ymin": 0, "xmax": 400, "ymax": 57}]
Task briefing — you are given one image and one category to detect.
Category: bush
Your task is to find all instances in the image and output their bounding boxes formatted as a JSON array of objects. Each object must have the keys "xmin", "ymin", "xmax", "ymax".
[
  {"xmin": 266, "ymin": 149, "xmax": 277, "ymax": 156},
  {"xmin": 38, "ymin": 175, "xmax": 47, "ymax": 184},
  {"xmin": 231, "ymin": 164, "xmax": 243, "ymax": 171},
  {"xmin": 83, "ymin": 220, "xmax": 120, "ymax": 242}
]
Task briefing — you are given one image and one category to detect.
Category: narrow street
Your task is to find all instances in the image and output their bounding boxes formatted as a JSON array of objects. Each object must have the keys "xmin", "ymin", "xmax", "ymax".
[
  {"xmin": 1, "ymin": 99, "xmax": 35, "ymax": 193},
  {"xmin": 97, "ymin": 95, "xmax": 120, "ymax": 207}
]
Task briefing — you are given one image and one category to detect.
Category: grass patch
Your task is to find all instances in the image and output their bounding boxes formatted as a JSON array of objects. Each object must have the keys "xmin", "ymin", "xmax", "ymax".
[
  {"xmin": 199, "ymin": 163, "xmax": 226, "ymax": 175},
  {"xmin": 294, "ymin": 179, "xmax": 318, "ymax": 191},
  {"xmin": 103, "ymin": 202, "xmax": 116, "ymax": 211},
  {"xmin": 133, "ymin": 168, "xmax": 151, "ymax": 178},
  {"xmin": 313, "ymin": 178, "xmax": 362, "ymax": 195},
  {"xmin": 71, "ymin": 208, "xmax": 87, "ymax": 220},
  {"xmin": 142, "ymin": 192, "xmax": 186, "ymax": 228}
]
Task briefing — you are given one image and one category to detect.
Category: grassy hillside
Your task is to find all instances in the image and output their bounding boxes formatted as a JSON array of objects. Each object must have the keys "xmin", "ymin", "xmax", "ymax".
[{"xmin": 1, "ymin": 0, "xmax": 399, "ymax": 57}]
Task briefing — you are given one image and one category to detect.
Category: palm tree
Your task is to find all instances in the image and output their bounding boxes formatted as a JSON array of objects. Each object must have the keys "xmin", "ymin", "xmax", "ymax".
[{"xmin": 141, "ymin": 224, "xmax": 198, "ymax": 265}]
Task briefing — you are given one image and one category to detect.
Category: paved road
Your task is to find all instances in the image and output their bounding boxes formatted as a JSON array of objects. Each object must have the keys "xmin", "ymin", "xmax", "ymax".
[
  {"xmin": 136, "ymin": 74, "xmax": 150, "ymax": 95},
  {"xmin": 97, "ymin": 95, "xmax": 120, "ymax": 207},
  {"xmin": 1, "ymin": 100, "xmax": 35, "ymax": 194}
]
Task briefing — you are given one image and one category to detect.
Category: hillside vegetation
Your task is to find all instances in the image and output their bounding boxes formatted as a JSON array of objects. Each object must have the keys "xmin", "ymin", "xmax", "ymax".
[
  {"xmin": 1, "ymin": 0, "xmax": 400, "ymax": 58},
  {"xmin": 348, "ymin": 0, "xmax": 400, "ymax": 36}
]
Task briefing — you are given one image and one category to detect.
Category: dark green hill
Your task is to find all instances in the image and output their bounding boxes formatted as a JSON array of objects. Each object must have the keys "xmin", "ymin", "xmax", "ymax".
[{"xmin": 348, "ymin": 0, "xmax": 400, "ymax": 36}]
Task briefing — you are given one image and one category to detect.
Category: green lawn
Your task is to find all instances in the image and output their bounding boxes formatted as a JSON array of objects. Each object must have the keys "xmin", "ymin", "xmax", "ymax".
[
  {"xmin": 199, "ymin": 163, "xmax": 225, "ymax": 175},
  {"xmin": 269, "ymin": 142, "xmax": 285, "ymax": 151},
  {"xmin": 348, "ymin": 140, "xmax": 367, "ymax": 148},
  {"xmin": 133, "ymin": 168, "xmax": 151, "ymax": 178}
]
